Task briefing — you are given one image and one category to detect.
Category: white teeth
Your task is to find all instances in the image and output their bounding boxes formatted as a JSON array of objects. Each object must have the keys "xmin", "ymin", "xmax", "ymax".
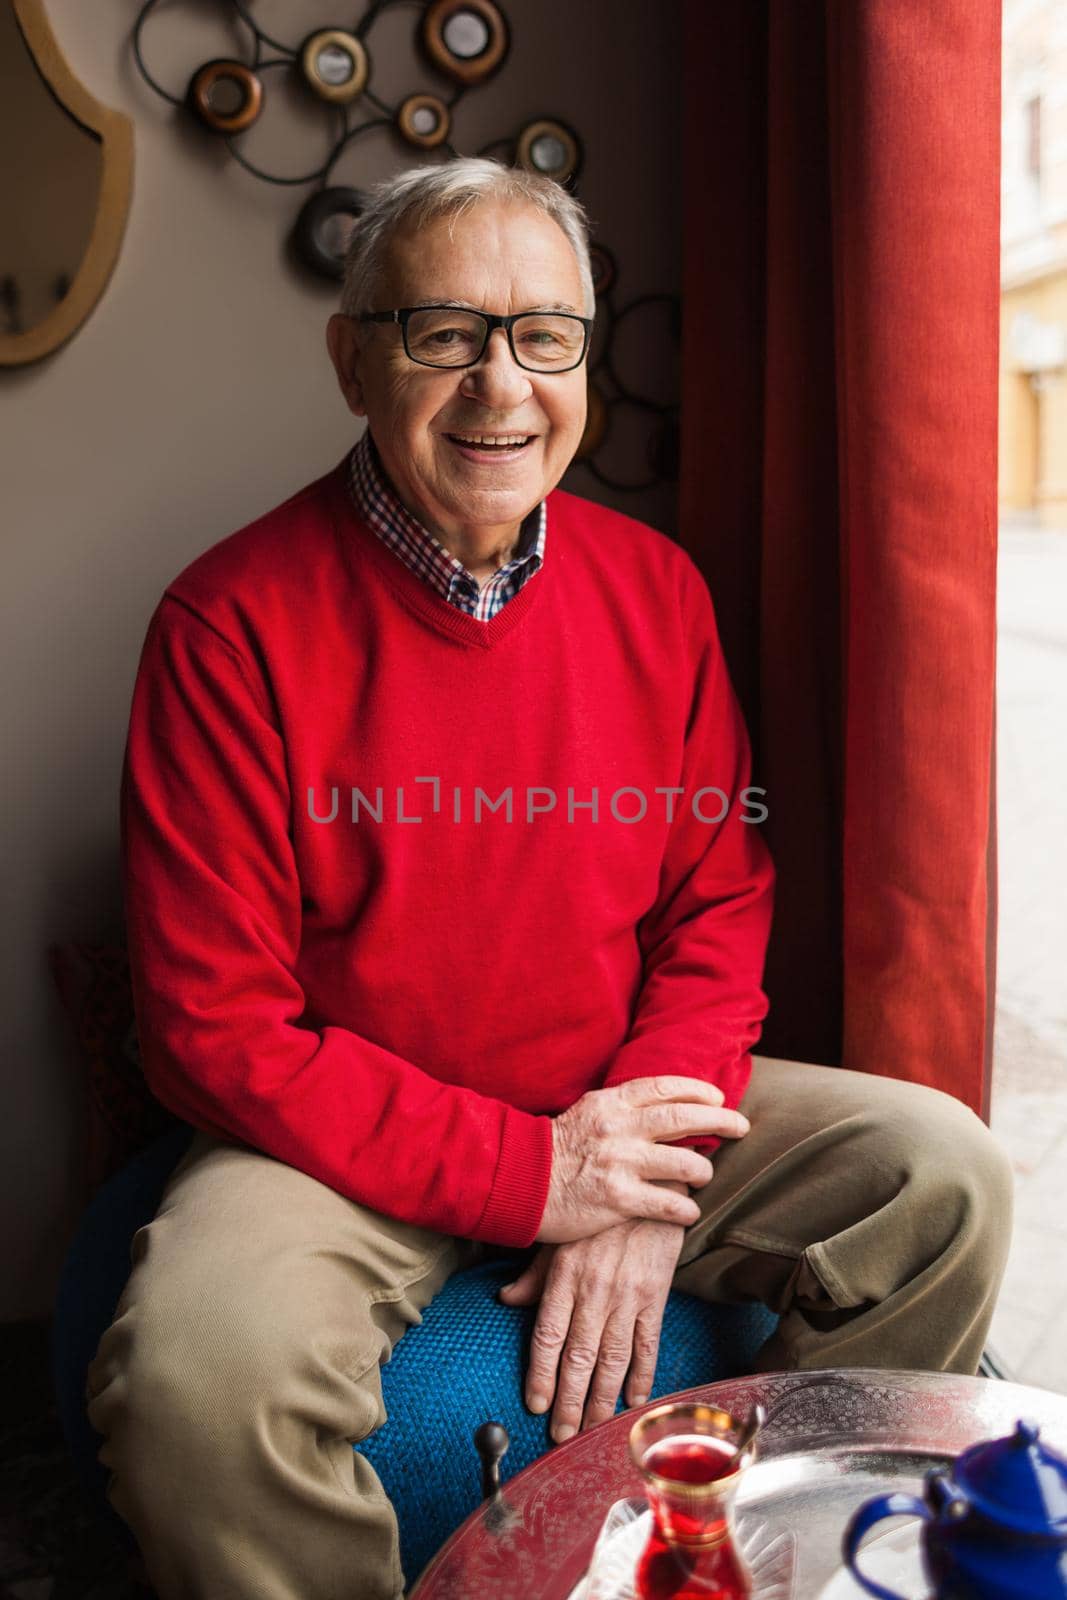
[{"xmin": 450, "ymin": 433, "xmax": 531, "ymax": 447}]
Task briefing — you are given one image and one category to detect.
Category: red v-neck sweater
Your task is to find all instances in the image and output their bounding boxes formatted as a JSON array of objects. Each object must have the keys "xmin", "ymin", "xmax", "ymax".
[{"xmin": 121, "ymin": 461, "xmax": 775, "ymax": 1247}]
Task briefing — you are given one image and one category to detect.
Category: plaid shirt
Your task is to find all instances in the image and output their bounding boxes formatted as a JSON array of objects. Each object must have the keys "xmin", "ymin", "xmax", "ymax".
[{"xmin": 346, "ymin": 430, "xmax": 546, "ymax": 622}]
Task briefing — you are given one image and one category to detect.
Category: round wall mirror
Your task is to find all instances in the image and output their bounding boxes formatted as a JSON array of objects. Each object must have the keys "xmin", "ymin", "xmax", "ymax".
[
  {"xmin": 442, "ymin": 12, "xmax": 490, "ymax": 57},
  {"xmin": 0, "ymin": 0, "xmax": 133, "ymax": 366},
  {"xmin": 421, "ymin": 0, "xmax": 508, "ymax": 85},
  {"xmin": 187, "ymin": 60, "xmax": 263, "ymax": 133},
  {"xmin": 300, "ymin": 29, "xmax": 368, "ymax": 105},
  {"xmin": 516, "ymin": 118, "xmax": 581, "ymax": 184},
  {"xmin": 398, "ymin": 93, "xmax": 451, "ymax": 149}
]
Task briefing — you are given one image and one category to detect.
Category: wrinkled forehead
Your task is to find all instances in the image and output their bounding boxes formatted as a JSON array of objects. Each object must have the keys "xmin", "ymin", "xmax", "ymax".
[{"xmin": 378, "ymin": 201, "xmax": 586, "ymax": 314}]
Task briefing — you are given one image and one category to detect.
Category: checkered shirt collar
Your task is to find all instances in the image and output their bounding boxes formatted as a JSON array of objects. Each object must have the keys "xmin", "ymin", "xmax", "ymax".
[{"xmin": 346, "ymin": 429, "xmax": 546, "ymax": 616}]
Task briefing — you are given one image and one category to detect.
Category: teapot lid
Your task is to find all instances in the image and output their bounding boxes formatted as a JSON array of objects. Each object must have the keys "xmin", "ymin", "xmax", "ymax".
[{"xmin": 954, "ymin": 1420, "xmax": 1067, "ymax": 1537}]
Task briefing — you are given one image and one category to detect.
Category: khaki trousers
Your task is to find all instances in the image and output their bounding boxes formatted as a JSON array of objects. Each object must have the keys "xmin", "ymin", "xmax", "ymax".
[{"xmin": 86, "ymin": 1057, "xmax": 1013, "ymax": 1600}]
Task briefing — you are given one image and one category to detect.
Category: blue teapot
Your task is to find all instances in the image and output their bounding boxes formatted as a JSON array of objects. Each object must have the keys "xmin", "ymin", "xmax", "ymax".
[{"xmin": 842, "ymin": 1419, "xmax": 1067, "ymax": 1598}]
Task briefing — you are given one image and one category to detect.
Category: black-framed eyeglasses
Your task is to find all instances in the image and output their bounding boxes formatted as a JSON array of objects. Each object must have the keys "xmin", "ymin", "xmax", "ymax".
[{"xmin": 357, "ymin": 305, "xmax": 593, "ymax": 373}]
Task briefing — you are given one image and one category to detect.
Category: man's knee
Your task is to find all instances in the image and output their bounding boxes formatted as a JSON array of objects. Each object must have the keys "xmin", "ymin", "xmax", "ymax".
[
  {"xmin": 835, "ymin": 1076, "xmax": 1014, "ymax": 1298},
  {"xmin": 88, "ymin": 1245, "xmax": 387, "ymax": 1482},
  {"xmin": 862, "ymin": 1076, "xmax": 1012, "ymax": 1212},
  {"xmin": 755, "ymin": 1059, "xmax": 1014, "ymax": 1220},
  {"xmin": 83, "ymin": 1219, "xmax": 412, "ymax": 1600}
]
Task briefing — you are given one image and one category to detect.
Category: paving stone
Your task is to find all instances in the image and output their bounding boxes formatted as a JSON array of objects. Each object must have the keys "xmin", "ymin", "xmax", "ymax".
[
  {"xmin": 988, "ymin": 1298, "xmax": 1050, "ymax": 1371},
  {"xmin": 1011, "ymin": 1137, "xmax": 1067, "ymax": 1236},
  {"xmin": 990, "ymin": 1090, "xmax": 1067, "ymax": 1176},
  {"xmin": 991, "ymin": 529, "xmax": 1067, "ymax": 1392},
  {"xmin": 1015, "ymin": 1319, "xmax": 1067, "ymax": 1396},
  {"xmin": 996, "ymin": 1221, "xmax": 1067, "ymax": 1315}
]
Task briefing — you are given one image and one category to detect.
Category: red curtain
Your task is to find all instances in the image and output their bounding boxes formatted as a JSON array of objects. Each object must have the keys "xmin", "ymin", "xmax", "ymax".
[{"xmin": 679, "ymin": 0, "xmax": 1002, "ymax": 1118}]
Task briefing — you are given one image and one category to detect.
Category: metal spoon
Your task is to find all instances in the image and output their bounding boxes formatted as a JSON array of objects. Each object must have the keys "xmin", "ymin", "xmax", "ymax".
[{"xmin": 732, "ymin": 1401, "xmax": 767, "ymax": 1463}]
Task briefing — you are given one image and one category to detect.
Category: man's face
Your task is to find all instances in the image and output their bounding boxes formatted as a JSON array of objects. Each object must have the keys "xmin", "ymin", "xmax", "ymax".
[{"xmin": 327, "ymin": 201, "xmax": 589, "ymax": 541}]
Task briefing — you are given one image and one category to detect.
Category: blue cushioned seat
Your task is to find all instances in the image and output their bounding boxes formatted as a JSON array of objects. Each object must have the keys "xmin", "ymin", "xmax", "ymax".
[{"xmin": 52, "ymin": 1128, "xmax": 779, "ymax": 1589}]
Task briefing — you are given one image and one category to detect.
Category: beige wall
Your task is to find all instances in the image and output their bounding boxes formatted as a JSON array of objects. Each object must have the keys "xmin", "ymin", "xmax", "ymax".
[{"xmin": 0, "ymin": 0, "xmax": 681, "ymax": 1317}]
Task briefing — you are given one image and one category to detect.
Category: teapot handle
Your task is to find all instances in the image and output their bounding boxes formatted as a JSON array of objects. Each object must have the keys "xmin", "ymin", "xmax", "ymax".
[{"xmin": 842, "ymin": 1492, "xmax": 932, "ymax": 1600}]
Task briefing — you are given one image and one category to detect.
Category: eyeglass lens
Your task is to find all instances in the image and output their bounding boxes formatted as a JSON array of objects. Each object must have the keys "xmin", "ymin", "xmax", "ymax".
[{"xmin": 405, "ymin": 308, "xmax": 586, "ymax": 370}]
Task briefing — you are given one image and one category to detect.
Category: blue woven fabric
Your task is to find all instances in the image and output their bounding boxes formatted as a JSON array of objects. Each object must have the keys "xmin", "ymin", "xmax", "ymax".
[
  {"xmin": 52, "ymin": 1125, "xmax": 196, "ymax": 1552},
  {"xmin": 52, "ymin": 1130, "xmax": 779, "ymax": 1586},
  {"xmin": 355, "ymin": 1258, "xmax": 778, "ymax": 1586}
]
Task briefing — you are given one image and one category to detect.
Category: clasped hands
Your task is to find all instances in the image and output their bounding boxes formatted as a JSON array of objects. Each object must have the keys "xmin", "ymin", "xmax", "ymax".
[{"xmin": 497, "ymin": 1076, "xmax": 750, "ymax": 1445}]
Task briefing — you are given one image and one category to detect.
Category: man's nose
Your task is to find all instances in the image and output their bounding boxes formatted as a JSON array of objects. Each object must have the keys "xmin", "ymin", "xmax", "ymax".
[{"xmin": 459, "ymin": 328, "xmax": 533, "ymax": 407}]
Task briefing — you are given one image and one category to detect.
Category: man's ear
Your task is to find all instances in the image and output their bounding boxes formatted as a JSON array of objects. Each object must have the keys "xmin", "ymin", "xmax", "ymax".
[{"xmin": 326, "ymin": 313, "xmax": 368, "ymax": 418}]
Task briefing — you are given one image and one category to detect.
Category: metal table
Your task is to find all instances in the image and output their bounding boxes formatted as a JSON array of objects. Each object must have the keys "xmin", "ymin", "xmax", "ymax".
[{"xmin": 408, "ymin": 1369, "xmax": 1067, "ymax": 1599}]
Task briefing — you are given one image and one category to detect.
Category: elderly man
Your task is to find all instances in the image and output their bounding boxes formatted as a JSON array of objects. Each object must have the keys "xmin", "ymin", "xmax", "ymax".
[{"xmin": 88, "ymin": 159, "xmax": 1012, "ymax": 1600}]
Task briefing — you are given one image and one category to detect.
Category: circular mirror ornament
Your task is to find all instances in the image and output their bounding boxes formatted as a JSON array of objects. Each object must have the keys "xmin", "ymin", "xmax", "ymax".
[
  {"xmin": 292, "ymin": 186, "xmax": 366, "ymax": 281},
  {"xmin": 589, "ymin": 242, "xmax": 617, "ymax": 298},
  {"xmin": 422, "ymin": 0, "xmax": 508, "ymax": 85},
  {"xmin": 575, "ymin": 381, "xmax": 608, "ymax": 462},
  {"xmin": 187, "ymin": 59, "xmax": 263, "ymax": 134},
  {"xmin": 300, "ymin": 30, "xmax": 368, "ymax": 104},
  {"xmin": 397, "ymin": 93, "xmax": 451, "ymax": 149},
  {"xmin": 516, "ymin": 118, "xmax": 581, "ymax": 184}
]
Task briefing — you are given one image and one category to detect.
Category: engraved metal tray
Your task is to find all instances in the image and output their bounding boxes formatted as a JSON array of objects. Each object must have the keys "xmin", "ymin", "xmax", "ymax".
[
  {"xmin": 409, "ymin": 1371, "xmax": 1067, "ymax": 1600},
  {"xmin": 728, "ymin": 1372, "xmax": 1067, "ymax": 1596}
]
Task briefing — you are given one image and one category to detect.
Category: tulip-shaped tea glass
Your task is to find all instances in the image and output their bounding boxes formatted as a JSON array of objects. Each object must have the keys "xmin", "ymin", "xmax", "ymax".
[{"xmin": 628, "ymin": 1401, "xmax": 756, "ymax": 1600}]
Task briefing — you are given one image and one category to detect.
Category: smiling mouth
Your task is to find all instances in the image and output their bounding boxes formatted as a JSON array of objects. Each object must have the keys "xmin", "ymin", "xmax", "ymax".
[{"xmin": 445, "ymin": 431, "xmax": 537, "ymax": 452}]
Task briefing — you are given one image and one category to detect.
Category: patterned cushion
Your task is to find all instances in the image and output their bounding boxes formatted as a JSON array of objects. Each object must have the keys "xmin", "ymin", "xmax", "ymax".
[{"xmin": 356, "ymin": 1258, "xmax": 778, "ymax": 1587}]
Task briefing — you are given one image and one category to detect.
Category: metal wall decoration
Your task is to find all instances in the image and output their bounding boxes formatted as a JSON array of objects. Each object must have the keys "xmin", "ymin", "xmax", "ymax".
[
  {"xmin": 575, "ymin": 246, "xmax": 680, "ymax": 495},
  {"xmin": 131, "ymin": 0, "xmax": 582, "ymax": 277},
  {"xmin": 130, "ymin": 0, "xmax": 675, "ymax": 490}
]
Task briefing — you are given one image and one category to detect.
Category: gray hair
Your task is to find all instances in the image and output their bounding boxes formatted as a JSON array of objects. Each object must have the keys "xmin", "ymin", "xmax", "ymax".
[{"xmin": 339, "ymin": 157, "xmax": 596, "ymax": 319}]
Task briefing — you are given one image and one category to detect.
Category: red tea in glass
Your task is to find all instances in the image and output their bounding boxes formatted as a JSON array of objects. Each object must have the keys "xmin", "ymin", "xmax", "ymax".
[
  {"xmin": 629, "ymin": 1406, "xmax": 755, "ymax": 1600},
  {"xmin": 644, "ymin": 1434, "xmax": 737, "ymax": 1485}
]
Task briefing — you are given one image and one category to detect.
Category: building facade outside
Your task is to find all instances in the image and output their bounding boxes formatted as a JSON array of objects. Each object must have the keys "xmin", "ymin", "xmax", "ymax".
[{"xmin": 1001, "ymin": 0, "xmax": 1067, "ymax": 523}]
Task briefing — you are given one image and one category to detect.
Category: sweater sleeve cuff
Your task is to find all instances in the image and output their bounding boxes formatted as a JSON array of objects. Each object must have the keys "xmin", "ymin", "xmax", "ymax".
[{"xmin": 473, "ymin": 1106, "xmax": 554, "ymax": 1247}]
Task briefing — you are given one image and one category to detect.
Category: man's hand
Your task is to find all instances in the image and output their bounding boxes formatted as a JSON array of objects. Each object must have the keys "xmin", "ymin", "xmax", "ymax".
[
  {"xmin": 537, "ymin": 1075, "xmax": 749, "ymax": 1243},
  {"xmin": 499, "ymin": 1187, "xmax": 691, "ymax": 1443}
]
